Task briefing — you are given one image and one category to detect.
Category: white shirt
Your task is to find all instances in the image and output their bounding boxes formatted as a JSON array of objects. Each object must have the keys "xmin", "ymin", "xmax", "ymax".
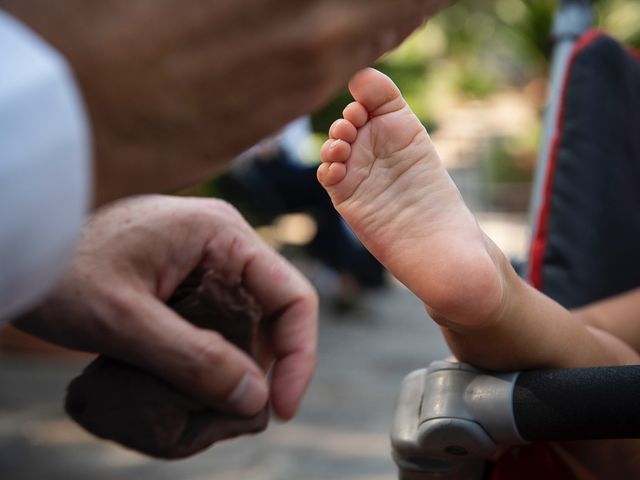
[{"xmin": 0, "ymin": 11, "xmax": 91, "ymax": 321}]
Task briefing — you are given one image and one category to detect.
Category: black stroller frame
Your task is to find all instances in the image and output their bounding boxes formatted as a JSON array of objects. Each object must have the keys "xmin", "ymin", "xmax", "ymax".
[{"xmin": 391, "ymin": 1, "xmax": 640, "ymax": 478}]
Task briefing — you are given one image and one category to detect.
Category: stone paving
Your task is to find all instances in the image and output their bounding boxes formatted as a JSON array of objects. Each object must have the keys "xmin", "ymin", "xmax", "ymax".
[{"xmin": 0, "ymin": 282, "xmax": 451, "ymax": 480}]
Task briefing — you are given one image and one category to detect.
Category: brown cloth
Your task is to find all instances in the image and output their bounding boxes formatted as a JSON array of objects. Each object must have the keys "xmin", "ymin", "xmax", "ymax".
[{"xmin": 65, "ymin": 270, "xmax": 269, "ymax": 459}]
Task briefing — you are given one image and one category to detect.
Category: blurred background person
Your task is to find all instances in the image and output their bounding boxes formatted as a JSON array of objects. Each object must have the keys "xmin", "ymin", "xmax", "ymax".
[{"xmin": 219, "ymin": 118, "xmax": 386, "ymax": 311}]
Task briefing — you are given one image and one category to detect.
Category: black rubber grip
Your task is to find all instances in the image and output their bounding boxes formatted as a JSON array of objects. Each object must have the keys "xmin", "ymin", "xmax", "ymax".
[{"xmin": 513, "ymin": 366, "xmax": 640, "ymax": 441}]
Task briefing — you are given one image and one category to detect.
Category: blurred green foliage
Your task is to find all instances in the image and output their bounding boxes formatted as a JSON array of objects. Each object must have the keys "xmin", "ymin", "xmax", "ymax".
[
  {"xmin": 207, "ymin": 1, "xmax": 640, "ymax": 215},
  {"xmin": 310, "ymin": 0, "xmax": 640, "ymax": 194},
  {"xmin": 313, "ymin": 0, "xmax": 640, "ymax": 133}
]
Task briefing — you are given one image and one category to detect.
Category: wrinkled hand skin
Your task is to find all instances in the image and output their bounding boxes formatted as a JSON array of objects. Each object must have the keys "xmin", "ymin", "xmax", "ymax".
[
  {"xmin": 0, "ymin": 0, "xmax": 452, "ymax": 205},
  {"xmin": 15, "ymin": 196, "xmax": 318, "ymax": 422},
  {"xmin": 66, "ymin": 270, "xmax": 268, "ymax": 459}
]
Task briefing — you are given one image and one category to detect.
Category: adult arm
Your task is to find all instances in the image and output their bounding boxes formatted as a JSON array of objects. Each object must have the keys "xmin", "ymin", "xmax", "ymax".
[
  {"xmin": 0, "ymin": 10, "xmax": 91, "ymax": 320},
  {"xmin": 1, "ymin": 0, "xmax": 451, "ymax": 206},
  {"xmin": 13, "ymin": 196, "xmax": 318, "ymax": 420}
]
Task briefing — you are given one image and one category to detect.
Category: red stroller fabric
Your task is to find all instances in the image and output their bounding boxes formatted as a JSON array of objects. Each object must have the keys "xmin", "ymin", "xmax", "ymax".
[
  {"xmin": 529, "ymin": 30, "xmax": 640, "ymax": 308},
  {"xmin": 491, "ymin": 443, "xmax": 575, "ymax": 480}
]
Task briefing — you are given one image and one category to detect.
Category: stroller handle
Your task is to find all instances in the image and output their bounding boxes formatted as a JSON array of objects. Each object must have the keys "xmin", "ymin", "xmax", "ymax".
[
  {"xmin": 391, "ymin": 362, "xmax": 640, "ymax": 479},
  {"xmin": 514, "ymin": 365, "xmax": 640, "ymax": 441}
]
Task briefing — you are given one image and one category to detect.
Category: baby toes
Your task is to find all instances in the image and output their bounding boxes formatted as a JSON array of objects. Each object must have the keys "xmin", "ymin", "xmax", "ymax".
[
  {"xmin": 320, "ymin": 138, "xmax": 351, "ymax": 164},
  {"xmin": 343, "ymin": 102, "xmax": 369, "ymax": 128},
  {"xmin": 329, "ymin": 119, "xmax": 358, "ymax": 143},
  {"xmin": 317, "ymin": 161, "xmax": 347, "ymax": 187}
]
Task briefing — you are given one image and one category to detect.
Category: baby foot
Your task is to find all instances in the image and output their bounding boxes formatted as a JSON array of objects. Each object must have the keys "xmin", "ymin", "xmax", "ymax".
[{"xmin": 318, "ymin": 68, "xmax": 503, "ymax": 327}]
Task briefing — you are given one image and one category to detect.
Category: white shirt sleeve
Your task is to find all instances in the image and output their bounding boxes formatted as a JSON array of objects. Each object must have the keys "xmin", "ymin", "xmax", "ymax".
[{"xmin": 0, "ymin": 10, "xmax": 92, "ymax": 322}]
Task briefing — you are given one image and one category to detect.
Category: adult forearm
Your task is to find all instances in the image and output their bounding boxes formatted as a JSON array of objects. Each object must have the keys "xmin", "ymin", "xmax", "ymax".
[
  {"xmin": 1, "ymin": 0, "xmax": 253, "ymax": 204},
  {"xmin": 2, "ymin": 0, "xmax": 452, "ymax": 206}
]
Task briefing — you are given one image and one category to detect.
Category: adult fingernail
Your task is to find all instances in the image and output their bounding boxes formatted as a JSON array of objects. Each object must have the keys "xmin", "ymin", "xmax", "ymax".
[{"xmin": 225, "ymin": 373, "xmax": 268, "ymax": 416}]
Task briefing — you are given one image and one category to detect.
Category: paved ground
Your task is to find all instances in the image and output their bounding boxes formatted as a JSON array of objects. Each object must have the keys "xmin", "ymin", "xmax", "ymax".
[{"xmin": 0, "ymin": 282, "xmax": 451, "ymax": 480}]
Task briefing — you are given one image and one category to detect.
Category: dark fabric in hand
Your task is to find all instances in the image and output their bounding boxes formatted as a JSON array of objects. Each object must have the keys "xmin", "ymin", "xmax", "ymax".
[{"xmin": 65, "ymin": 270, "xmax": 269, "ymax": 459}]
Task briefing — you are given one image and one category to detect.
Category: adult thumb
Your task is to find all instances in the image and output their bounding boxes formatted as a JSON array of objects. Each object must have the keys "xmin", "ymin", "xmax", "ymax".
[{"xmin": 108, "ymin": 296, "xmax": 269, "ymax": 416}]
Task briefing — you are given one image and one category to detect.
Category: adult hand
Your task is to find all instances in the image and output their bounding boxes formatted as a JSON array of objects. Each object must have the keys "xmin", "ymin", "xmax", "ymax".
[
  {"xmin": 1, "ymin": 0, "xmax": 451, "ymax": 206},
  {"xmin": 13, "ymin": 195, "xmax": 318, "ymax": 420}
]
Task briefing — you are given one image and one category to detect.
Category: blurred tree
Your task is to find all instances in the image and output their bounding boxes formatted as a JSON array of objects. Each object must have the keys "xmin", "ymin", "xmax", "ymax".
[
  {"xmin": 313, "ymin": 0, "xmax": 640, "ymax": 133},
  {"xmin": 208, "ymin": 0, "xmax": 640, "ymax": 220}
]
